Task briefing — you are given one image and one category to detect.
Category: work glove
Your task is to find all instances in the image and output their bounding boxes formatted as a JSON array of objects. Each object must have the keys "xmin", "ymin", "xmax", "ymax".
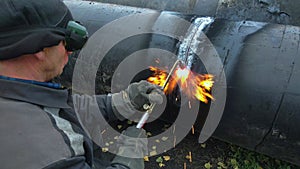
[
  {"xmin": 111, "ymin": 126, "xmax": 148, "ymax": 169},
  {"xmin": 111, "ymin": 80, "xmax": 164, "ymax": 120}
]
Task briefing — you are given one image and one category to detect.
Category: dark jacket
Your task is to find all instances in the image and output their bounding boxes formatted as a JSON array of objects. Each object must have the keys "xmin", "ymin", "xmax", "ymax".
[{"xmin": 0, "ymin": 79, "xmax": 128, "ymax": 169}]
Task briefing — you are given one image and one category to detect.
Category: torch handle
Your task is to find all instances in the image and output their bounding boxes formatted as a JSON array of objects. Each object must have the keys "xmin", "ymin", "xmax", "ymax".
[
  {"xmin": 136, "ymin": 103, "xmax": 156, "ymax": 128},
  {"xmin": 136, "ymin": 112, "xmax": 150, "ymax": 128},
  {"xmin": 162, "ymin": 60, "xmax": 182, "ymax": 89}
]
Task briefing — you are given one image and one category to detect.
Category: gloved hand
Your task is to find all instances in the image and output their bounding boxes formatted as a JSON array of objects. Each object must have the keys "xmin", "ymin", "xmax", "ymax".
[
  {"xmin": 111, "ymin": 126, "xmax": 148, "ymax": 169},
  {"xmin": 111, "ymin": 80, "xmax": 164, "ymax": 120}
]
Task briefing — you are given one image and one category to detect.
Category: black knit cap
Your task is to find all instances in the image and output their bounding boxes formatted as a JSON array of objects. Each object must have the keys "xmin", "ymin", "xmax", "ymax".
[{"xmin": 0, "ymin": 0, "xmax": 73, "ymax": 60}]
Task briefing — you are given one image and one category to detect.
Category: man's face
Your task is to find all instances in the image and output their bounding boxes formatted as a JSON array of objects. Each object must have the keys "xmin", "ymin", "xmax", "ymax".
[{"xmin": 42, "ymin": 41, "xmax": 71, "ymax": 81}]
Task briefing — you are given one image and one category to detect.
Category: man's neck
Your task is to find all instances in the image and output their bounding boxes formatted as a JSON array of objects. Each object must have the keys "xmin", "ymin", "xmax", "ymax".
[{"xmin": 0, "ymin": 55, "xmax": 47, "ymax": 82}]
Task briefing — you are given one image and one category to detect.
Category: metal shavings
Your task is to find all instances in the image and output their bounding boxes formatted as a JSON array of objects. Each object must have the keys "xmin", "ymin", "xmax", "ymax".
[
  {"xmin": 173, "ymin": 125, "xmax": 176, "ymax": 134},
  {"xmin": 101, "ymin": 130, "xmax": 106, "ymax": 134},
  {"xmin": 186, "ymin": 151, "xmax": 192, "ymax": 163},
  {"xmin": 173, "ymin": 136, "xmax": 177, "ymax": 148},
  {"xmin": 192, "ymin": 125, "xmax": 195, "ymax": 134}
]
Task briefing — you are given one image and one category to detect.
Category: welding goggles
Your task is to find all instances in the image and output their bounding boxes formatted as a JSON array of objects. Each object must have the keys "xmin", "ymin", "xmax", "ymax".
[
  {"xmin": 64, "ymin": 21, "xmax": 89, "ymax": 51},
  {"xmin": 0, "ymin": 20, "xmax": 89, "ymax": 60}
]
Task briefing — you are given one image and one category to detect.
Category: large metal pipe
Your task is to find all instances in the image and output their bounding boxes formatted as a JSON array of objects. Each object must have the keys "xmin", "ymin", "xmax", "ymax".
[{"xmin": 60, "ymin": 0, "xmax": 300, "ymax": 166}]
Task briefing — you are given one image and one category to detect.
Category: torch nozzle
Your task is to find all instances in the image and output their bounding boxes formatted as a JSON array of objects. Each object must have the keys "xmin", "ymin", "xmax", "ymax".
[
  {"xmin": 162, "ymin": 60, "xmax": 185, "ymax": 89},
  {"xmin": 178, "ymin": 60, "xmax": 186, "ymax": 69},
  {"xmin": 137, "ymin": 60, "xmax": 186, "ymax": 129}
]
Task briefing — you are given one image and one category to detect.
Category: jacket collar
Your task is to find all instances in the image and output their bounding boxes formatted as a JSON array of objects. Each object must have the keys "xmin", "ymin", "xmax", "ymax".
[{"xmin": 0, "ymin": 79, "xmax": 70, "ymax": 108}]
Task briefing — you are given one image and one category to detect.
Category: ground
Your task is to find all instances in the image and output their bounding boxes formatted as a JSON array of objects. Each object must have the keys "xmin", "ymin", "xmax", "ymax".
[
  {"xmin": 98, "ymin": 120, "xmax": 300, "ymax": 169},
  {"xmin": 144, "ymin": 133, "xmax": 298, "ymax": 169}
]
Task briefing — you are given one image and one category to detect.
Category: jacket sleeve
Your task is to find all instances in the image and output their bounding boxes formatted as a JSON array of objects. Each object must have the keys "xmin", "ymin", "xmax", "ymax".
[
  {"xmin": 72, "ymin": 94, "xmax": 119, "ymax": 122},
  {"xmin": 72, "ymin": 94, "xmax": 120, "ymax": 143},
  {"xmin": 95, "ymin": 94, "xmax": 119, "ymax": 122}
]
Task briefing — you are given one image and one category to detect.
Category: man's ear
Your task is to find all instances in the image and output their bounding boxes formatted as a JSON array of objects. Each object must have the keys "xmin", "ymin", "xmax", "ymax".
[{"xmin": 33, "ymin": 50, "xmax": 46, "ymax": 61}]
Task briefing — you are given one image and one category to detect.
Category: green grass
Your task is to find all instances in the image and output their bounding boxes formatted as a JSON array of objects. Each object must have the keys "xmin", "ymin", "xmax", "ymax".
[{"xmin": 224, "ymin": 145, "xmax": 296, "ymax": 169}]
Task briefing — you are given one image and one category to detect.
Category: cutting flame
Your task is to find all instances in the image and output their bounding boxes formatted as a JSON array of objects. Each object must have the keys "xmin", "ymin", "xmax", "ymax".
[{"xmin": 148, "ymin": 66, "xmax": 214, "ymax": 103}]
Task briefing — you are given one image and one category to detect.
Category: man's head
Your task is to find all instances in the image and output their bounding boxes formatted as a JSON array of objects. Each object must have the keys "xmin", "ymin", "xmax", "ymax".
[
  {"xmin": 0, "ymin": 0, "xmax": 88, "ymax": 81},
  {"xmin": 0, "ymin": 0, "xmax": 73, "ymax": 60}
]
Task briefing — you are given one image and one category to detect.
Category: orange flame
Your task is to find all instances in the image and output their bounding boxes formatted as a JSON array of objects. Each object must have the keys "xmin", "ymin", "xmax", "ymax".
[{"xmin": 147, "ymin": 66, "xmax": 214, "ymax": 103}]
